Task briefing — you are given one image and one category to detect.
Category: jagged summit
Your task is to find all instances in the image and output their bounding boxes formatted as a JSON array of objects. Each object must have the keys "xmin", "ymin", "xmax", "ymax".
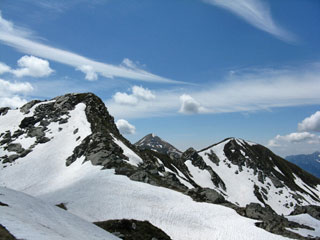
[
  {"xmin": 193, "ymin": 137, "xmax": 320, "ymax": 214},
  {"xmin": 135, "ymin": 133, "xmax": 182, "ymax": 159}
]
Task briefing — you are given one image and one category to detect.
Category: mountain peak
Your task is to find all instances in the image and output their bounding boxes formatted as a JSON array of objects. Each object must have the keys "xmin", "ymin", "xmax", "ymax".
[{"xmin": 135, "ymin": 133, "xmax": 181, "ymax": 159}]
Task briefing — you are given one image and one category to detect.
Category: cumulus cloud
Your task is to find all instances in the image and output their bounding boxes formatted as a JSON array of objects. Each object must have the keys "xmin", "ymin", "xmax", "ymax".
[
  {"xmin": 0, "ymin": 55, "xmax": 54, "ymax": 78},
  {"xmin": 202, "ymin": 0, "xmax": 295, "ymax": 43},
  {"xmin": 0, "ymin": 62, "xmax": 11, "ymax": 74},
  {"xmin": 113, "ymin": 92, "xmax": 139, "ymax": 106},
  {"xmin": 298, "ymin": 111, "xmax": 320, "ymax": 132},
  {"xmin": 132, "ymin": 86, "xmax": 156, "ymax": 101},
  {"xmin": 76, "ymin": 65, "xmax": 98, "ymax": 81},
  {"xmin": 0, "ymin": 12, "xmax": 180, "ymax": 83},
  {"xmin": 11, "ymin": 55, "xmax": 53, "ymax": 77},
  {"xmin": 179, "ymin": 94, "xmax": 206, "ymax": 114},
  {"xmin": 0, "ymin": 78, "xmax": 33, "ymax": 108},
  {"xmin": 113, "ymin": 86, "xmax": 155, "ymax": 106},
  {"xmin": 116, "ymin": 119, "xmax": 136, "ymax": 135},
  {"xmin": 268, "ymin": 132, "xmax": 320, "ymax": 147},
  {"xmin": 268, "ymin": 132, "xmax": 320, "ymax": 157}
]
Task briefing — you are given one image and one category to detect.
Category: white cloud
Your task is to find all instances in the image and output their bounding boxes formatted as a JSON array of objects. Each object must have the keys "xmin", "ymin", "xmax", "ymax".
[
  {"xmin": 107, "ymin": 64, "xmax": 320, "ymax": 119},
  {"xmin": 0, "ymin": 96, "xmax": 29, "ymax": 109},
  {"xmin": 0, "ymin": 78, "xmax": 33, "ymax": 108},
  {"xmin": 76, "ymin": 65, "xmax": 98, "ymax": 81},
  {"xmin": 0, "ymin": 55, "xmax": 54, "ymax": 78},
  {"xmin": 0, "ymin": 62, "xmax": 11, "ymax": 74},
  {"xmin": 113, "ymin": 86, "xmax": 155, "ymax": 106},
  {"xmin": 132, "ymin": 86, "xmax": 156, "ymax": 101},
  {"xmin": 11, "ymin": 55, "xmax": 54, "ymax": 77},
  {"xmin": 179, "ymin": 94, "xmax": 206, "ymax": 114},
  {"xmin": 268, "ymin": 132, "xmax": 320, "ymax": 146},
  {"xmin": 268, "ymin": 132, "xmax": 320, "ymax": 157},
  {"xmin": 202, "ymin": 0, "xmax": 295, "ymax": 43},
  {"xmin": 113, "ymin": 92, "xmax": 139, "ymax": 106},
  {"xmin": 121, "ymin": 58, "xmax": 138, "ymax": 69},
  {"xmin": 0, "ymin": 12, "xmax": 180, "ymax": 84},
  {"xmin": 116, "ymin": 119, "xmax": 136, "ymax": 135},
  {"xmin": 0, "ymin": 79, "xmax": 33, "ymax": 93},
  {"xmin": 298, "ymin": 111, "xmax": 320, "ymax": 132}
]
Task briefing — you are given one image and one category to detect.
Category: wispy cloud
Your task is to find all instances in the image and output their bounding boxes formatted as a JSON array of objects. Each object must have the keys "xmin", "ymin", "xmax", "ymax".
[
  {"xmin": 0, "ymin": 12, "xmax": 180, "ymax": 84},
  {"xmin": 202, "ymin": 0, "xmax": 295, "ymax": 43},
  {"xmin": 106, "ymin": 63, "xmax": 320, "ymax": 119}
]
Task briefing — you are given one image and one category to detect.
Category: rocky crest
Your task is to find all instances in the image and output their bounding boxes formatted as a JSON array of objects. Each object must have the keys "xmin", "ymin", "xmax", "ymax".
[{"xmin": 1, "ymin": 93, "xmax": 320, "ymax": 240}]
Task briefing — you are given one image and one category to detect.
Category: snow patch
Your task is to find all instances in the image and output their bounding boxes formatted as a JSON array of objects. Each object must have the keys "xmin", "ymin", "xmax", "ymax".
[
  {"xmin": 286, "ymin": 214, "xmax": 320, "ymax": 238},
  {"xmin": 0, "ymin": 187, "xmax": 119, "ymax": 240},
  {"xmin": 112, "ymin": 136, "xmax": 143, "ymax": 167}
]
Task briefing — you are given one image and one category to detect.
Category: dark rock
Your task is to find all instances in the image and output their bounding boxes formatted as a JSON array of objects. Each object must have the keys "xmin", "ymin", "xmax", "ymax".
[
  {"xmin": 59, "ymin": 118, "xmax": 68, "ymax": 124},
  {"xmin": 6, "ymin": 143, "xmax": 24, "ymax": 154},
  {"xmin": 3, "ymin": 154, "xmax": 19, "ymax": 163},
  {"xmin": 56, "ymin": 203, "xmax": 67, "ymax": 210},
  {"xmin": 0, "ymin": 201, "xmax": 9, "ymax": 207},
  {"xmin": 27, "ymin": 127, "xmax": 45, "ymax": 139},
  {"xmin": 20, "ymin": 100, "xmax": 41, "ymax": 113},
  {"xmin": 186, "ymin": 188, "xmax": 226, "ymax": 204},
  {"xmin": 0, "ymin": 224, "xmax": 17, "ymax": 240},
  {"xmin": 94, "ymin": 219, "xmax": 172, "ymax": 240},
  {"xmin": 135, "ymin": 133, "xmax": 181, "ymax": 160},
  {"xmin": 19, "ymin": 117, "xmax": 39, "ymax": 128},
  {"xmin": 0, "ymin": 107, "xmax": 10, "ymax": 116},
  {"xmin": 37, "ymin": 137, "xmax": 50, "ymax": 144},
  {"xmin": 244, "ymin": 203, "xmax": 278, "ymax": 221},
  {"xmin": 290, "ymin": 205, "xmax": 320, "ymax": 220}
]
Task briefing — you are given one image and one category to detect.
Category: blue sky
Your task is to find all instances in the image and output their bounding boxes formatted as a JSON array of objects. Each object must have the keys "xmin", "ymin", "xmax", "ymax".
[{"xmin": 0, "ymin": 0, "xmax": 320, "ymax": 157}]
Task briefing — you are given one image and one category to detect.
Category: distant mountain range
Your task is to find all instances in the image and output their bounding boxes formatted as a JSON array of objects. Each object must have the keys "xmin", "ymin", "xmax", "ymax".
[
  {"xmin": 0, "ymin": 93, "xmax": 320, "ymax": 240},
  {"xmin": 286, "ymin": 152, "xmax": 320, "ymax": 178}
]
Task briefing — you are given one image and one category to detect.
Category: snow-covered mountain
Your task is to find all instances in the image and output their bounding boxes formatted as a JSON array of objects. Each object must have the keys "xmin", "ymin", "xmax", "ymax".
[
  {"xmin": 0, "ymin": 93, "xmax": 320, "ymax": 240},
  {"xmin": 0, "ymin": 187, "xmax": 119, "ymax": 240},
  {"xmin": 286, "ymin": 152, "xmax": 320, "ymax": 178},
  {"xmin": 135, "ymin": 133, "xmax": 182, "ymax": 159}
]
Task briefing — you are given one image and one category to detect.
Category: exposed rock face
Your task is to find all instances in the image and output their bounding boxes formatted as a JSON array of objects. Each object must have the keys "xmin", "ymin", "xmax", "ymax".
[
  {"xmin": 290, "ymin": 205, "xmax": 320, "ymax": 221},
  {"xmin": 94, "ymin": 219, "xmax": 172, "ymax": 240},
  {"xmin": 186, "ymin": 188, "xmax": 226, "ymax": 204},
  {"xmin": 0, "ymin": 224, "xmax": 17, "ymax": 240},
  {"xmin": 135, "ymin": 133, "xmax": 182, "ymax": 159},
  {"xmin": 1, "ymin": 92, "xmax": 320, "ymax": 240},
  {"xmin": 0, "ymin": 107, "xmax": 10, "ymax": 116}
]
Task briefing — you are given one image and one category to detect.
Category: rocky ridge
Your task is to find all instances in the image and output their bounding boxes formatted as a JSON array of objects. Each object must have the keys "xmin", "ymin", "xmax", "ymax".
[{"xmin": 1, "ymin": 92, "xmax": 320, "ymax": 240}]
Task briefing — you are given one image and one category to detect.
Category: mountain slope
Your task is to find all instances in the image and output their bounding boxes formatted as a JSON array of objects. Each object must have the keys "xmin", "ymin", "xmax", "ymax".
[
  {"xmin": 286, "ymin": 152, "xmax": 320, "ymax": 178},
  {"xmin": 0, "ymin": 93, "xmax": 319, "ymax": 239},
  {"xmin": 185, "ymin": 138, "xmax": 320, "ymax": 215},
  {"xmin": 0, "ymin": 187, "xmax": 119, "ymax": 240}
]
